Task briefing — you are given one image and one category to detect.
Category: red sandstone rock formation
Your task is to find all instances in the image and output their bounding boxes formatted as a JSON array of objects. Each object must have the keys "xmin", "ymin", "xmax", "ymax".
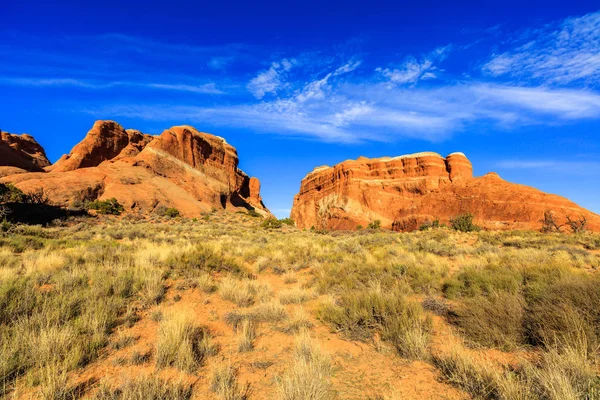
[
  {"xmin": 291, "ymin": 152, "xmax": 600, "ymax": 232},
  {"xmin": 0, "ymin": 121, "xmax": 270, "ymax": 217},
  {"xmin": 48, "ymin": 121, "xmax": 155, "ymax": 172},
  {"xmin": 0, "ymin": 130, "xmax": 50, "ymax": 173}
]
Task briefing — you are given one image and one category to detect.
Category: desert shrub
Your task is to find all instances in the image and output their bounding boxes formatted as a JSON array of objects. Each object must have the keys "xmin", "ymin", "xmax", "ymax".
[
  {"xmin": 94, "ymin": 375, "xmax": 193, "ymax": 399},
  {"xmin": 283, "ymin": 272, "xmax": 298, "ymax": 284},
  {"xmin": 236, "ymin": 319, "xmax": 257, "ymax": 352},
  {"xmin": 421, "ymin": 296, "xmax": 449, "ymax": 316},
  {"xmin": 436, "ymin": 339, "xmax": 600, "ymax": 400},
  {"xmin": 218, "ymin": 277, "xmax": 272, "ymax": 307},
  {"xmin": 367, "ymin": 220, "xmax": 381, "ymax": 230},
  {"xmin": 524, "ymin": 341, "xmax": 599, "ymax": 399},
  {"xmin": 262, "ymin": 218, "xmax": 283, "ymax": 229},
  {"xmin": 246, "ymin": 209, "xmax": 261, "ymax": 218},
  {"xmin": 442, "ymin": 265, "xmax": 522, "ymax": 299},
  {"xmin": 283, "ymin": 308, "xmax": 315, "ymax": 335},
  {"xmin": 280, "ymin": 218, "xmax": 295, "ymax": 226},
  {"xmin": 156, "ymin": 313, "xmax": 217, "ymax": 372},
  {"xmin": 525, "ymin": 275, "xmax": 600, "ymax": 351},
  {"xmin": 279, "ymin": 288, "xmax": 317, "ymax": 305},
  {"xmin": 449, "ymin": 292, "xmax": 526, "ymax": 350},
  {"xmin": 318, "ymin": 285, "xmax": 430, "ymax": 359},
  {"xmin": 450, "ymin": 213, "xmax": 479, "ymax": 232},
  {"xmin": 225, "ymin": 300, "xmax": 288, "ymax": 331},
  {"xmin": 210, "ymin": 363, "xmax": 251, "ymax": 400},
  {"xmin": 250, "ymin": 300, "xmax": 288, "ymax": 323},
  {"xmin": 566, "ymin": 215, "xmax": 588, "ymax": 233},
  {"xmin": 88, "ymin": 198, "xmax": 124, "ymax": 215},
  {"xmin": 411, "ymin": 238, "xmax": 462, "ymax": 257},
  {"xmin": 541, "ymin": 210, "xmax": 563, "ymax": 233},
  {"xmin": 197, "ymin": 273, "xmax": 217, "ymax": 293},
  {"xmin": 419, "ymin": 219, "xmax": 443, "ymax": 231},
  {"xmin": 139, "ymin": 272, "xmax": 166, "ymax": 306},
  {"xmin": 0, "ymin": 183, "xmax": 27, "ymax": 203},
  {"xmin": 163, "ymin": 208, "xmax": 181, "ymax": 218},
  {"xmin": 433, "ymin": 347, "xmax": 501, "ymax": 399},
  {"xmin": 276, "ymin": 330, "xmax": 335, "ymax": 400},
  {"xmin": 166, "ymin": 246, "xmax": 247, "ymax": 278}
]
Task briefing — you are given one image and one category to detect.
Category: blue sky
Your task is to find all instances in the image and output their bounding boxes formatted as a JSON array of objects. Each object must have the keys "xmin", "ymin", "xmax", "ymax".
[{"xmin": 1, "ymin": 1, "xmax": 600, "ymax": 218}]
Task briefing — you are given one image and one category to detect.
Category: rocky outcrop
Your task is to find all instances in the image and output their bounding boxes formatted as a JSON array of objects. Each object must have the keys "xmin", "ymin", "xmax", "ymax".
[
  {"xmin": 49, "ymin": 121, "xmax": 155, "ymax": 172},
  {"xmin": 291, "ymin": 152, "xmax": 600, "ymax": 231},
  {"xmin": 0, "ymin": 130, "xmax": 50, "ymax": 173},
  {"xmin": 1, "ymin": 121, "xmax": 270, "ymax": 217}
]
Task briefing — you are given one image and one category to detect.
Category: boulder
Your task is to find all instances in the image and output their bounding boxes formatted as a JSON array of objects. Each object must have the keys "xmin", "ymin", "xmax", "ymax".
[{"xmin": 0, "ymin": 130, "xmax": 50, "ymax": 172}]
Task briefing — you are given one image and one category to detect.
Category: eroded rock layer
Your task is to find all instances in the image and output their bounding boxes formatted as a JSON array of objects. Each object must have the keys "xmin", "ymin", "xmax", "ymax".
[
  {"xmin": 291, "ymin": 152, "xmax": 600, "ymax": 231},
  {"xmin": 0, "ymin": 121, "xmax": 270, "ymax": 217},
  {"xmin": 0, "ymin": 131, "xmax": 51, "ymax": 173}
]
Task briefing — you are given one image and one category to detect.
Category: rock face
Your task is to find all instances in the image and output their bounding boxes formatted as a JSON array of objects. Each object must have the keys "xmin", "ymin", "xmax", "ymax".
[
  {"xmin": 291, "ymin": 152, "xmax": 600, "ymax": 232},
  {"xmin": 0, "ymin": 130, "xmax": 51, "ymax": 173},
  {"xmin": 49, "ymin": 121, "xmax": 155, "ymax": 172},
  {"xmin": 0, "ymin": 121, "xmax": 270, "ymax": 217}
]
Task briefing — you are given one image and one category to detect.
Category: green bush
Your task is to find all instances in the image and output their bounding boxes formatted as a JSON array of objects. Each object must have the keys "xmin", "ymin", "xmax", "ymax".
[
  {"xmin": 279, "ymin": 218, "xmax": 295, "ymax": 226},
  {"xmin": 0, "ymin": 183, "xmax": 27, "ymax": 203},
  {"xmin": 247, "ymin": 209, "xmax": 261, "ymax": 218},
  {"xmin": 526, "ymin": 275, "xmax": 600, "ymax": 351},
  {"xmin": 164, "ymin": 208, "xmax": 181, "ymax": 218},
  {"xmin": 262, "ymin": 218, "xmax": 283, "ymax": 229},
  {"xmin": 450, "ymin": 292, "xmax": 526, "ymax": 350},
  {"xmin": 88, "ymin": 198, "xmax": 124, "ymax": 215},
  {"xmin": 367, "ymin": 220, "xmax": 381, "ymax": 230},
  {"xmin": 450, "ymin": 213, "xmax": 479, "ymax": 232},
  {"xmin": 419, "ymin": 219, "xmax": 443, "ymax": 231},
  {"xmin": 318, "ymin": 286, "xmax": 431, "ymax": 359}
]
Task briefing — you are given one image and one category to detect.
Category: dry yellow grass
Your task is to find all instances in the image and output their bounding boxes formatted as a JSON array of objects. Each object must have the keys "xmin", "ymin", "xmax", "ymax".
[{"xmin": 1, "ymin": 215, "xmax": 599, "ymax": 398}]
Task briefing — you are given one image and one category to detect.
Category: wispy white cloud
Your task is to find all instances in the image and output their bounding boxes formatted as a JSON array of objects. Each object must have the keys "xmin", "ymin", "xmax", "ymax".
[
  {"xmin": 482, "ymin": 11, "xmax": 600, "ymax": 86},
  {"xmin": 376, "ymin": 46, "xmax": 450, "ymax": 85},
  {"xmin": 0, "ymin": 77, "xmax": 225, "ymax": 94},
  {"xmin": 246, "ymin": 58, "xmax": 295, "ymax": 99},
  {"xmin": 207, "ymin": 56, "xmax": 235, "ymax": 70},
  {"xmin": 497, "ymin": 160, "xmax": 600, "ymax": 172},
  {"xmin": 86, "ymin": 79, "xmax": 600, "ymax": 144},
  {"xmin": 144, "ymin": 82, "xmax": 224, "ymax": 94},
  {"xmin": 471, "ymin": 84, "xmax": 600, "ymax": 119}
]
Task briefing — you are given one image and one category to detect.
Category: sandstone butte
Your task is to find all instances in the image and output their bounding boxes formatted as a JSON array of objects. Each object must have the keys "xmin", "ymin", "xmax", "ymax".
[
  {"xmin": 291, "ymin": 152, "xmax": 600, "ymax": 232},
  {"xmin": 0, "ymin": 120, "xmax": 271, "ymax": 217}
]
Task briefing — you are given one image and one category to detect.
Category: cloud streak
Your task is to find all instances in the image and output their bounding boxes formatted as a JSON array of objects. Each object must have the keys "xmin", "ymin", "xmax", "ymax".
[
  {"xmin": 376, "ymin": 46, "xmax": 450, "ymax": 85},
  {"xmin": 497, "ymin": 160, "xmax": 600, "ymax": 173},
  {"xmin": 0, "ymin": 77, "xmax": 225, "ymax": 94},
  {"xmin": 247, "ymin": 59, "xmax": 295, "ymax": 99},
  {"xmin": 482, "ymin": 11, "xmax": 600, "ymax": 86}
]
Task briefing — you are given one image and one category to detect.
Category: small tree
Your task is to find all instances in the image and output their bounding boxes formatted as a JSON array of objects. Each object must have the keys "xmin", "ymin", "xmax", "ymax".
[
  {"xmin": 540, "ymin": 210, "xmax": 563, "ymax": 233},
  {"xmin": 566, "ymin": 215, "xmax": 587, "ymax": 233},
  {"xmin": 0, "ymin": 205, "xmax": 10, "ymax": 220},
  {"xmin": 26, "ymin": 188, "xmax": 49, "ymax": 205},
  {"xmin": 450, "ymin": 213, "xmax": 479, "ymax": 232}
]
